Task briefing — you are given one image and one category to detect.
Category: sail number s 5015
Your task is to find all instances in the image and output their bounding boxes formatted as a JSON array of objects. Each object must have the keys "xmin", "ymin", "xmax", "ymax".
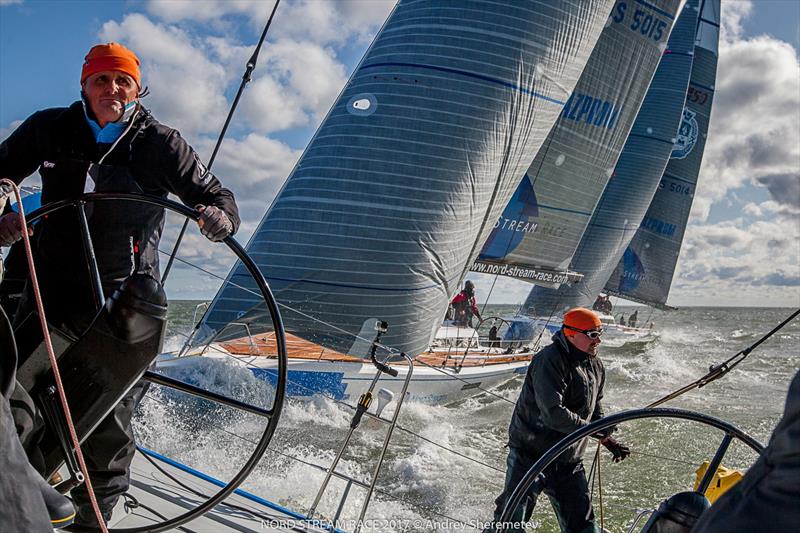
[{"xmin": 612, "ymin": 1, "xmax": 669, "ymax": 42}]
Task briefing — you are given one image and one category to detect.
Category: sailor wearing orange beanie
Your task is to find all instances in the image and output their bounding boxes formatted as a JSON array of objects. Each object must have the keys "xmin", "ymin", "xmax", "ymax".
[
  {"xmin": 488, "ymin": 306, "xmax": 630, "ymax": 531},
  {"xmin": 79, "ymin": 42, "xmax": 141, "ymax": 131},
  {"xmin": 81, "ymin": 42, "xmax": 141, "ymax": 88},
  {"xmin": 0, "ymin": 41, "xmax": 241, "ymax": 529}
]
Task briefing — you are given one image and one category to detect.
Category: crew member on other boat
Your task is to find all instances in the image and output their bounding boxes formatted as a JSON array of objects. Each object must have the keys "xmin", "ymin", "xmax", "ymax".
[
  {"xmin": 628, "ymin": 310, "xmax": 638, "ymax": 328},
  {"xmin": 450, "ymin": 280, "xmax": 482, "ymax": 327},
  {"xmin": 0, "ymin": 42, "xmax": 240, "ymax": 527},
  {"xmin": 487, "ymin": 308, "xmax": 629, "ymax": 532}
]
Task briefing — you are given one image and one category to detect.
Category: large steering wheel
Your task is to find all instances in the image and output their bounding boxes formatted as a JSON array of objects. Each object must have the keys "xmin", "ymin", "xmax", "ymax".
[
  {"xmin": 497, "ymin": 407, "xmax": 764, "ymax": 531},
  {"xmin": 23, "ymin": 192, "xmax": 287, "ymax": 532}
]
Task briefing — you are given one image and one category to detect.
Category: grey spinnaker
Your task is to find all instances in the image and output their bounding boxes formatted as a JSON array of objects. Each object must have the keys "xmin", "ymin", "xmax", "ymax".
[
  {"xmin": 193, "ymin": 0, "xmax": 614, "ymax": 357},
  {"xmin": 604, "ymin": 0, "xmax": 720, "ymax": 308},
  {"xmin": 472, "ymin": 0, "xmax": 684, "ymax": 288},
  {"xmin": 523, "ymin": 0, "xmax": 708, "ymax": 316}
]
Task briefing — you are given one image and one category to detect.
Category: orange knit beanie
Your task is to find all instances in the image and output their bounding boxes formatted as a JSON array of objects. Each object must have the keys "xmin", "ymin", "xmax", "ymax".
[{"xmin": 81, "ymin": 42, "xmax": 141, "ymax": 88}]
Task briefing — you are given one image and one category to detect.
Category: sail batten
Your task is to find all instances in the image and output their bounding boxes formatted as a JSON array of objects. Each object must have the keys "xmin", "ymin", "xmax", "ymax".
[
  {"xmin": 472, "ymin": 0, "xmax": 685, "ymax": 287},
  {"xmin": 195, "ymin": 0, "xmax": 614, "ymax": 357}
]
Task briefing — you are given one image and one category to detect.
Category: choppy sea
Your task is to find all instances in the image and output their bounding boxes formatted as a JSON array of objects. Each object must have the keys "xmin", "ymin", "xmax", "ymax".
[{"xmin": 135, "ymin": 304, "xmax": 799, "ymax": 532}]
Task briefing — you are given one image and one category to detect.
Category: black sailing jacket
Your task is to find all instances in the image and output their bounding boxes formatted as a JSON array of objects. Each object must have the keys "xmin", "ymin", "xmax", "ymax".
[
  {"xmin": 508, "ymin": 330, "xmax": 606, "ymax": 463},
  {"xmin": 0, "ymin": 101, "xmax": 240, "ymax": 285}
]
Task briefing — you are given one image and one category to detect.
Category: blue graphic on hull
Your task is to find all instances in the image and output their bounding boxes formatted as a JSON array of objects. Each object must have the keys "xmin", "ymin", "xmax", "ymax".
[{"xmin": 251, "ymin": 369, "xmax": 348, "ymax": 399}]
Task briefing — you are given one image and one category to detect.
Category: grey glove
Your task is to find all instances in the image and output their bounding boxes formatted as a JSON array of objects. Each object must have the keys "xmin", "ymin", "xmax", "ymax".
[
  {"xmin": 0, "ymin": 212, "xmax": 32, "ymax": 247},
  {"xmin": 196, "ymin": 205, "xmax": 233, "ymax": 242}
]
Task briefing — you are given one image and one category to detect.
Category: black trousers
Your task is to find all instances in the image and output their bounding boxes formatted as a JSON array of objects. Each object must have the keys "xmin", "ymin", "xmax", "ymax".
[
  {"xmin": 11, "ymin": 273, "xmax": 147, "ymax": 526},
  {"xmin": 491, "ymin": 446, "xmax": 596, "ymax": 533}
]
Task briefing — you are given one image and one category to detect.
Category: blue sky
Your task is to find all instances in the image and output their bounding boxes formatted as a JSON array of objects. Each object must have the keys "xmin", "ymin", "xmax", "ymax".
[{"xmin": 1, "ymin": 0, "xmax": 798, "ymax": 307}]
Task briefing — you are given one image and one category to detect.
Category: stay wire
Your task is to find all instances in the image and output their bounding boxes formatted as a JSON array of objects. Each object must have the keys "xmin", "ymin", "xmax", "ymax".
[
  {"xmin": 646, "ymin": 308, "xmax": 800, "ymax": 408},
  {"xmin": 162, "ymin": 0, "xmax": 281, "ymax": 284}
]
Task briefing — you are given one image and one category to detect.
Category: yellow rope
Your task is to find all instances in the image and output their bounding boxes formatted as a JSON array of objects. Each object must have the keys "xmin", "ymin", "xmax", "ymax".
[{"xmin": 595, "ymin": 440, "xmax": 605, "ymax": 531}]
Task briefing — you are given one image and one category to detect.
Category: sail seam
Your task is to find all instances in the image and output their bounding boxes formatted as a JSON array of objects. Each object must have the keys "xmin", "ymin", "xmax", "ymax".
[{"xmin": 360, "ymin": 62, "xmax": 566, "ymax": 105}]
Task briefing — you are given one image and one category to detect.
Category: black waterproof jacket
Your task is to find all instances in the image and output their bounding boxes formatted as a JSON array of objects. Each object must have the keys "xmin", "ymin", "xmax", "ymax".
[
  {"xmin": 0, "ymin": 101, "xmax": 240, "ymax": 284},
  {"xmin": 508, "ymin": 330, "xmax": 605, "ymax": 463}
]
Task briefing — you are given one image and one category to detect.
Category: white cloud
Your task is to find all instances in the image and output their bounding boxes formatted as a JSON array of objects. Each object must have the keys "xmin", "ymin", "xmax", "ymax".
[
  {"xmin": 145, "ymin": 0, "xmax": 394, "ymax": 46},
  {"xmin": 669, "ymin": 1, "xmax": 800, "ymax": 306},
  {"xmin": 191, "ymin": 133, "xmax": 301, "ymax": 230},
  {"xmin": 719, "ymin": 0, "xmax": 752, "ymax": 41},
  {"xmin": 145, "ymin": 0, "xmax": 266, "ymax": 24},
  {"xmin": 270, "ymin": 0, "xmax": 394, "ymax": 46},
  {"xmin": 694, "ymin": 24, "xmax": 800, "ymax": 221},
  {"xmin": 100, "ymin": 14, "xmax": 230, "ymax": 136},
  {"xmin": 671, "ymin": 215, "xmax": 800, "ymax": 306},
  {"xmin": 1, "ymin": 119, "xmax": 23, "ymax": 141},
  {"xmin": 239, "ymin": 39, "xmax": 348, "ymax": 132}
]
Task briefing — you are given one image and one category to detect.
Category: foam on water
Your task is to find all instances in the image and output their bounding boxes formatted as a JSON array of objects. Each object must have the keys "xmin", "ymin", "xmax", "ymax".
[{"xmin": 135, "ymin": 306, "xmax": 797, "ymax": 531}]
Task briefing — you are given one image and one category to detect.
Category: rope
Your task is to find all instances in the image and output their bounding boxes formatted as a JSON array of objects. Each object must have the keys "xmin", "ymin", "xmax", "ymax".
[
  {"xmin": 595, "ymin": 441, "xmax": 604, "ymax": 532},
  {"xmin": 1, "ymin": 179, "xmax": 108, "ymax": 531}
]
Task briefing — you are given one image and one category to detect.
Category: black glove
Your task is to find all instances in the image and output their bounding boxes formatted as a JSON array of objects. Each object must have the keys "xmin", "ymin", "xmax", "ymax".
[
  {"xmin": 196, "ymin": 205, "xmax": 233, "ymax": 242},
  {"xmin": 0, "ymin": 212, "xmax": 32, "ymax": 247},
  {"xmin": 601, "ymin": 436, "xmax": 630, "ymax": 463}
]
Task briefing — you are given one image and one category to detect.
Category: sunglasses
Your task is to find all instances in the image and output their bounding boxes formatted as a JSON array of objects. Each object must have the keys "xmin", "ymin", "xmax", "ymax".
[{"xmin": 564, "ymin": 325, "xmax": 604, "ymax": 339}]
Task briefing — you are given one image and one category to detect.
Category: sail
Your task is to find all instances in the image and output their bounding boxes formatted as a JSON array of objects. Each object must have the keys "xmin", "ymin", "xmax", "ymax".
[
  {"xmin": 194, "ymin": 0, "xmax": 614, "ymax": 357},
  {"xmin": 472, "ymin": 0, "xmax": 684, "ymax": 288},
  {"xmin": 604, "ymin": 0, "xmax": 720, "ymax": 307},
  {"xmin": 522, "ymin": 0, "xmax": 706, "ymax": 316}
]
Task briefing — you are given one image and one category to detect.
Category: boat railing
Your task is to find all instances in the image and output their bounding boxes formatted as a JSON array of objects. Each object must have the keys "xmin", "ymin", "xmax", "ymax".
[
  {"xmin": 197, "ymin": 321, "xmax": 260, "ymax": 356},
  {"xmin": 307, "ymin": 324, "xmax": 415, "ymax": 533},
  {"xmin": 191, "ymin": 301, "xmax": 209, "ymax": 327}
]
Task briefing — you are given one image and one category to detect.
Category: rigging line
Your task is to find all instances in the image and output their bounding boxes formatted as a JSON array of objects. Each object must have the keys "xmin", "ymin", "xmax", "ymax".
[
  {"xmin": 164, "ymin": 328, "xmax": 509, "ymax": 476},
  {"xmin": 530, "ymin": 299, "xmax": 563, "ymax": 353},
  {"xmin": 647, "ymin": 308, "xmax": 800, "ymax": 408},
  {"xmin": 162, "ymin": 0, "xmax": 281, "ymax": 284},
  {"xmin": 2, "ymin": 180, "xmax": 108, "ymax": 532},
  {"xmin": 138, "ymin": 393, "xmax": 480, "ymax": 526}
]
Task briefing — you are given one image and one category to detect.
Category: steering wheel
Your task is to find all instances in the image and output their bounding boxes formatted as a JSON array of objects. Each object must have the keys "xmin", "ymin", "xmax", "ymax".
[{"xmin": 22, "ymin": 192, "xmax": 288, "ymax": 532}]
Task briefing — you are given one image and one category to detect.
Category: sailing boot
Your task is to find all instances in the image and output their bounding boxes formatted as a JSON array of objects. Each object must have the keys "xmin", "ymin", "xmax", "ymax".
[{"xmin": 37, "ymin": 475, "xmax": 76, "ymax": 529}]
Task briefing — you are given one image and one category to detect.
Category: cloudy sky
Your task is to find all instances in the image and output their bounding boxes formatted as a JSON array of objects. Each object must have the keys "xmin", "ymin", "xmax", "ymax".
[{"xmin": 1, "ymin": 0, "xmax": 798, "ymax": 307}]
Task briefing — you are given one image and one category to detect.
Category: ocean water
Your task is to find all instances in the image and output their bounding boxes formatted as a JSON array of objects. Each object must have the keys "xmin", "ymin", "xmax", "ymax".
[{"xmin": 136, "ymin": 304, "xmax": 799, "ymax": 532}]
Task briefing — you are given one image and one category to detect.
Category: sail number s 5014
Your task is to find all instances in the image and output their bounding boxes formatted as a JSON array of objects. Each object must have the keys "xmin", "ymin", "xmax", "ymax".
[{"xmin": 612, "ymin": 1, "xmax": 669, "ymax": 42}]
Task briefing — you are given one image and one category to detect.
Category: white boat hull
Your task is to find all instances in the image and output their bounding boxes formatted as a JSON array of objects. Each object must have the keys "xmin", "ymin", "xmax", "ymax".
[
  {"xmin": 501, "ymin": 315, "xmax": 658, "ymax": 348},
  {"xmin": 158, "ymin": 350, "xmax": 529, "ymax": 405}
]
